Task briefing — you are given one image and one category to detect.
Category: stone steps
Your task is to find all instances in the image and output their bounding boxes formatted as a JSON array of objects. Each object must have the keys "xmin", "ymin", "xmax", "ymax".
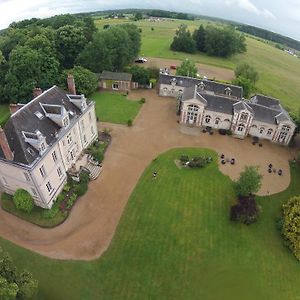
[{"xmin": 86, "ymin": 161, "xmax": 102, "ymax": 180}]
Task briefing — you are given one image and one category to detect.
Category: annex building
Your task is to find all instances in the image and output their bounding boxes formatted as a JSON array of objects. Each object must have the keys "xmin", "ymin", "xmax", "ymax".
[
  {"xmin": 158, "ymin": 74, "xmax": 296, "ymax": 145},
  {"xmin": 0, "ymin": 75, "xmax": 98, "ymax": 209}
]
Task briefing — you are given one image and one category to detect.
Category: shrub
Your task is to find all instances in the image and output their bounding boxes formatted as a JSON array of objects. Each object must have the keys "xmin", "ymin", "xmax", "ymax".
[
  {"xmin": 80, "ymin": 171, "xmax": 90, "ymax": 184},
  {"xmin": 74, "ymin": 182, "xmax": 88, "ymax": 197},
  {"xmin": 42, "ymin": 205, "xmax": 59, "ymax": 219},
  {"xmin": 63, "ymin": 184, "xmax": 71, "ymax": 192},
  {"xmin": 180, "ymin": 155, "xmax": 189, "ymax": 164},
  {"xmin": 67, "ymin": 193, "xmax": 78, "ymax": 209},
  {"xmin": 13, "ymin": 189, "xmax": 34, "ymax": 213},
  {"xmin": 127, "ymin": 119, "xmax": 133, "ymax": 127},
  {"xmin": 230, "ymin": 195, "xmax": 259, "ymax": 225},
  {"xmin": 139, "ymin": 98, "xmax": 146, "ymax": 104},
  {"xmin": 282, "ymin": 196, "xmax": 300, "ymax": 260},
  {"xmin": 188, "ymin": 156, "xmax": 207, "ymax": 168},
  {"xmin": 93, "ymin": 150, "xmax": 104, "ymax": 163}
]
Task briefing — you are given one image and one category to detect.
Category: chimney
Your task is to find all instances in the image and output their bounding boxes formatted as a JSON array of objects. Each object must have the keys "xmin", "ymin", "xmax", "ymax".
[
  {"xmin": 9, "ymin": 104, "xmax": 19, "ymax": 115},
  {"xmin": 67, "ymin": 74, "xmax": 76, "ymax": 95},
  {"xmin": 0, "ymin": 127, "xmax": 13, "ymax": 161},
  {"xmin": 33, "ymin": 88, "xmax": 43, "ymax": 98}
]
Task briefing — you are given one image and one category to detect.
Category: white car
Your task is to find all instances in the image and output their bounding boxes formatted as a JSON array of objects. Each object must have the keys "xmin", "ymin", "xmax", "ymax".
[{"xmin": 135, "ymin": 57, "xmax": 148, "ymax": 63}]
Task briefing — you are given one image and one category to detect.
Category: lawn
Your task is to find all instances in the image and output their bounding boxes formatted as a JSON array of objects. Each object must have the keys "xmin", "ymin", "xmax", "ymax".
[
  {"xmin": 95, "ymin": 18, "xmax": 300, "ymax": 112},
  {"xmin": 90, "ymin": 91, "xmax": 143, "ymax": 125},
  {"xmin": 1, "ymin": 148, "xmax": 300, "ymax": 300},
  {"xmin": 0, "ymin": 104, "xmax": 9, "ymax": 126}
]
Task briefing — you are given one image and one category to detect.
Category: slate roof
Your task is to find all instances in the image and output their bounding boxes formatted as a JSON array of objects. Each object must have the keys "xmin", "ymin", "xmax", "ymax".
[
  {"xmin": 203, "ymin": 94, "xmax": 238, "ymax": 115},
  {"xmin": 247, "ymin": 103, "xmax": 280, "ymax": 124},
  {"xmin": 1, "ymin": 86, "xmax": 87, "ymax": 166},
  {"xmin": 233, "ymin": 101, "xmax": 254, "ymax": 114},
  {"xmin": 250, "ymin": 94, "xmax": 281, "ymax": 110},
  {"xmin": 99, "ymin": 71, "xmax": 132, "ymax": 81},
  {"xmin": 159, "ymin": 74, "xmax": 243, "ymax": 98}
]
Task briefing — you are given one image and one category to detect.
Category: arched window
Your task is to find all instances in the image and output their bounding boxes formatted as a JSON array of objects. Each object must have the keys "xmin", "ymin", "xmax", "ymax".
[
  {"xmin": 224, "ymin": 119, "xmax": 230, "ymax": 122},
  {"xmin": 198, "ymin": 82, "xmax": 205, "ymax": 90},
  {"xmin": 240, "ymin": 113, "xmax": 248, "ymax": 122},
  {"xmin": 205, "ymin": 115, "xmax": 211, "ymax": 123},
  {"xmin": 188, "ymin": 104, "xmax": 199, "ymax": 112},
  {"xmin": 251, "ymin": 124, "xmax": 257, "ymax": 128},
  {"xmin": 225, "ymin": 87, "xmax": 232, "ymax": 96},
  {"xmin": 237, "ymin": 124, "xmax": 245, "ymax": 132},
  {"xmin": 178, "ymin": 89, "xmax": 183, "ymax": 94},
  {"xmin": 267, "ymin": 128, "xmax": 273, "ymax": 136},
  {"xmin": 259, "ymin": 127, "xmax": 265, "ymax": 134},
  {"xmin": 215, "ymin": 118, "xmax": 220, "ymax": 125},
  {"xmin": 282, "ymin": 125, "xmax": 291, "ymax": 132}
]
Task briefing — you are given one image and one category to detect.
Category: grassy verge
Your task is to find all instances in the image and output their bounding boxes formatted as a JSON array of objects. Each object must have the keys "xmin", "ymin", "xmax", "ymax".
[
  {"xmin": 1, "ymin": 148, "xmax": 300, "ymax": 299},
  {"xmin": 91, "ymin": 91, "xmax": 143, "ymax": 125},
  {"xmin": 0, "ymin": 104, "xmax": 9, "ymax": 127}
]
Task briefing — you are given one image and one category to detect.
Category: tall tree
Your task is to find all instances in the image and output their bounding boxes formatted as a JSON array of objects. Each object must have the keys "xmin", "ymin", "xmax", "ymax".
[
  {"xmin": 121, "ymin": 24, "xmax": 141, "ymax": 61},
  {"xmin": 232, "ymin": 76, "xmax": 253, "ymax": 98},
  {"xmin": 176, "ymin": 59, "xmax": 198, "ymax": 78},
  {"xmin": 55, "ymin": 25, "xmax": 86, "ymax": 69},
  {"xmin": 170, "ymin": 24, "xmax": 196, "ymax": 54},
  {"xmin": 235, "ymin": 63, "xmax": 259, "ymax": 84},
  {"xmin": 193, "ymin": 24, "xmax": 206, "ymax": 52}
]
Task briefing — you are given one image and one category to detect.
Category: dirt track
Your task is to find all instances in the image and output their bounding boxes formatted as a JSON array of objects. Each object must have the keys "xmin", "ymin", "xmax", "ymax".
[
  {"xmin": 140, "ymin": 57, "xmax": 235, "ymax": 81},
  {"xmin": 0, "ymin": 90, "xmax": 294, "ymax": 260}
]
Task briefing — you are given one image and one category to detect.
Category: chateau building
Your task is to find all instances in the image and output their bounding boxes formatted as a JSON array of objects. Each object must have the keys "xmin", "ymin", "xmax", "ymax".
[
  {"xmin": 158, "ymin": 74, "xmax": 296, "ymax": 145},
  {"xmin": 0, "ymin": 75, "xmax": 98, "ymax": 208}
]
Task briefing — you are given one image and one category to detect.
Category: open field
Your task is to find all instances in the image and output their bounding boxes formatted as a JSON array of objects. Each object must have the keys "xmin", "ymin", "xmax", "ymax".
[
  {"xmin": 1, "ymin": 148, "xmax": 300, "ymax": 299},
  {"xmin": 90, "ymin": 91, "xmax": 143, "ymax": 124},
  {"xmin": 95, "ymin": 18, "xmax": 300, "ymax": 111},
  {"xmin": 0, "ymin": 104, "xmax": 9, "ymax": 126}
]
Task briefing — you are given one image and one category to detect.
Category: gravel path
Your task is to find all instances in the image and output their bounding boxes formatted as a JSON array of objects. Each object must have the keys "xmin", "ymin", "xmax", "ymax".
[{"xmin": 0, "ymin": 90, "xmax": 293, "ymax": 260}]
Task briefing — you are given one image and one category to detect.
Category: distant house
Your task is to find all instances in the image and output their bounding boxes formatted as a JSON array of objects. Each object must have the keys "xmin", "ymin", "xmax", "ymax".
[
  {"xmin": 158, "ymin": 73, "xmax": 296, "ymax": 146},
  {"xmin": 98, "ymin": 71, "xmax": 138, "ymax": 91}
]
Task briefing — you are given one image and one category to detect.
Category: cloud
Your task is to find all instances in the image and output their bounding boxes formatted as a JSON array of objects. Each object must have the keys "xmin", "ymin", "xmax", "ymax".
[{"xmin": 225, "ymin": 0, "xmax": 276, "ymax": 19}]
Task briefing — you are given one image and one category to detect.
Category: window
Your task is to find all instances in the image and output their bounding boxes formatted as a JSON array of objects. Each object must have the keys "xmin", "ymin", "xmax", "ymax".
[
  {"xmin": 57, "ymin": 167, "xmax": 63, "ymax": 178},
  {"xmin": 282, "ymin": 125, "xmax": 290, "ymax": 132},
  {"xmin": 67, "ymin": 132, "xmax": 72, "ymax": 145},
  {"xmin": 39, "ymin": 165, "xmax": 46, "ymax": 178},
  {"xmin": 237, "ymin": 124, "xmax": 245, "ymax": 132},
  {"xmin": 267, "ymin": 129, "xmax": 273, "ymax": 136},
  {"xmin": 259, "ymin": 127, "xmax": 265, "ymax": 134},
  {"xmin": 63, "ymin": 117, "xmax": 69, "ymax": 127},
  {"xmin": 24, "ymin": 172, "xmax": 30, "ymax": 182},
  {"xmin": 205, "ymin": 115, "xmax": 211, "ymax": 124},
  {"xmin": 31, "ymin": 188, "xmax": 37, "ymax": 196},
  {"xmin": 46, "ymin": 181, "xmax": 53, "ymax": 193},
  {"xmin": 91, "ymin": 126, "xmax": 95, "ymax": 135},
  {"xmin": 52, "ymin": 151, "xmax": 57, "ymax": 162},
  {"xmin": 225, "ymin": 87, "xmax": 232, "ymax": 96},
  {"xmin": 240, "ymin": 113, "xmax": 248, "ymax": 122},
  {"xmin": 81, "ymin": 120, "xmax": 85, "ymax": 130},
  {"xmin": 40, "ymin": 142, "xmax": 46, "ymax": 153},
  {"xmin": 83, "ymin": 134, "xmax": 87, "ymax": 144},
  {"xmin": 215, "ymin": 118, "xmax": 220, "ymax": 125}
]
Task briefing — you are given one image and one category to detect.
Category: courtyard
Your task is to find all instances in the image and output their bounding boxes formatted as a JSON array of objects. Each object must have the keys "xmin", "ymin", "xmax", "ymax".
[{"xmin": 0, "ymin": 89, "xmax": 295, "ymax": 261}]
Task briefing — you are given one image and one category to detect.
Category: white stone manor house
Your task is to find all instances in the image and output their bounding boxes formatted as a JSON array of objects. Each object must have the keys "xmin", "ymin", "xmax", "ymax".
[
  {"xmin": 0, "ymin": 75, "xmax": 98, "ymax": 209},
  {"xmin": 158, "ymin": 74, "xmax": 296, "ymax": 145}
]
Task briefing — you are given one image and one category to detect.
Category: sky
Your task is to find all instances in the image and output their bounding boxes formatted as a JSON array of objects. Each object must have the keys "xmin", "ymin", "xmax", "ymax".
[{"xmin": 0, "ymin": 0, "xmax": 299, "ymax": 41}]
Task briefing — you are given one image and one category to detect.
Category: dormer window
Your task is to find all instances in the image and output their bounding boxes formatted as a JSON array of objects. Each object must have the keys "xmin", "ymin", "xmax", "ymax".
[
  {"xmin": 198, "ymin": 82, "xmax": 205, "ymax": 90},
  {"xmin": 40, "ymin": 142, "xmax": 46, "ymax": 154},
  {"xmin": 170, "ymin": 78, "xmax": 177, "ymax": 86},
  {"xmin": 225, "ymin": 87, "xmax": 232, "ymax": 96},
  {"xmin": 63, "ymin": 116, "xmax": 69, "ymax": 128},
  {"xmin": 240, "ymin": 113, "xmax": 248, "ymax": 122}
]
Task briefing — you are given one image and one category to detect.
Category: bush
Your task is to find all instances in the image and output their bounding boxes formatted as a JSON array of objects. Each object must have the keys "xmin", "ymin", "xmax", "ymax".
[
  {"xmin": 93, "ymin": 150, "xmax": 104, "ymax": 163},
  {"xmin": 180, "ymin": 155, "xmax": 189, "ymax": 164},
  {"xmin": 127, "ymin": 119, "xmax": 133, "ymax": 127},
  {"xmin": 67, "ymin": 193, "xmax": 78, "ymax": 209},
  {"xmin": 74, "ymin": 182, "xmax": 88, "ymax": 197},
  {"xmin": 80, "ymin": 171, "xmax": 90, "ymax": 184},
  {"xmin": 42, "ymin": 205, "xmax": 59, "ymax": 219},
  {"xmin": 63, "ymin": 184, "xmax": 71, "ymax": 192},
  {"xmin": 230, "ymin": 195, "xmax": 259, "ymax": 225},
  {"xmin": 139, "ymin": 98, "xmax": 146, "ymax": 104},
  {"xmin": 13, "ymin": 189, "xmax": 34, "ymax": 213},
  {"xmin": 188, "ymin": 156, "xmax": 207, "ymax": 168}
]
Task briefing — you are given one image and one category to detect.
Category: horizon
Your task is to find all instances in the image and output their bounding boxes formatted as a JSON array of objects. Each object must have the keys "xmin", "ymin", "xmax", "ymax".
[{"xmin": 0, "ymin": 1, "xmax": 299, "ymax": 41}]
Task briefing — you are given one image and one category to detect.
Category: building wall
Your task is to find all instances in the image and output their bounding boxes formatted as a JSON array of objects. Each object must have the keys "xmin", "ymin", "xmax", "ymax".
[
  {"xmin": 100, "ymin": 79, "xmax": 131, "ymax": 91},
  {"xmin": 159, "ymin": 84, "xmax": 185, "ymax": 97}
]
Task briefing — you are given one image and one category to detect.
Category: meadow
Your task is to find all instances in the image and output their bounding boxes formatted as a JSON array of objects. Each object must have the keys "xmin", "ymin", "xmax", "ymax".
[
  {"xmin": 1, "ymin": 148, "xmax": 300, "ymax": 300},
  {"xmin": 90, "ymin": 91, "xmax": 143, "ymax": 124},
  {"xmin": 95, "ymin": 17, "xmax": 300, "ymax": 112}
]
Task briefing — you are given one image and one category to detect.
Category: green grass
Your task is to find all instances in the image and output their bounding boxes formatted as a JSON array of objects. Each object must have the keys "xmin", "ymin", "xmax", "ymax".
[
  {"xmin": 0, "ymin": 104, "xmax": 9, "ymax": 126},
  {"xmin": 90, "ymin": 91, "xmax": 143, "ymax": 124},
  {"xmin": 1, "ymin": 148, "xmax": 300, "ymax": 300},
  {"xmin": 95, "ymin": 18, "xmax": 300, "ymax": 112}
]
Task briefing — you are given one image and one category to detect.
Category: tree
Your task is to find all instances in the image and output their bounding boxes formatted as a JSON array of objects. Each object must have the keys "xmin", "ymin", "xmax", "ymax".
[
  {"xmin": 13, "ymin": 189, "xmax": 34, "ymax": 213},
  {"xmin": 0, "ymin": 248, "xmax": 38, "ymax": 299},
  {"xmin": 232, "ymin": 76, "xmax": 253, "ymax": 98},
  {"xmin": 0, "ymin": 51, "xmax": 9, "ymax": 103},
  {"xmin": 235, "ymin": 166, "xmax": 262, "ymax": 197},
  {"xmin": 170, "ymin": 24, "xmax": 196, "ymax": 54},
  {"xmin": 235, "ymin": 63, "xmax": 259, "ymax": 84},
  {"xmin": 125, "ymin": 65, "xmax": 150, "ymax": 85},
  {"xmin": 282, "ymin": 196, "xmax": 300, "ymax": 260},
  {"xmin": 120, "ymin": 24, "xmax": 141, "ymax": 61},
  {"xmin": 230, "ymin": 195, "xmax": 259, "ymax": 225},
  {"xmin": 55, "ymin": 25, "xmax": 86, "ymax": 69},
  {"xmin": 61, "ymin": 66, "xmax": 97, "ymax": 96},
  {"xmin": 134, "ymin": 12, "xmax": 143, "ymax": 21},
  {"xmin": 176, "ymin": 59, "xmax": 198, "ymax": 78},
  {"xmin": 193, "ymin": 24, "xmax": 206, "ymax": 52}
]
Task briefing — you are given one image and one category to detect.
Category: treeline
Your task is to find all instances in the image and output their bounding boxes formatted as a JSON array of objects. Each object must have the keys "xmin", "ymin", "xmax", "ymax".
[
  {"xmin": 146, "ymin": 10, "xmax": 195, "ymax": 20},
  {"xmin": 237, "ymin": 24, "xmax": 300, "ymax": 51},
  {"xmin": 0, "ymin": 14, "xmax": 141, "ymax": 104},
  {"xmin": 171, "ymin": 24, "xmax": 246, "ymax": 57}
]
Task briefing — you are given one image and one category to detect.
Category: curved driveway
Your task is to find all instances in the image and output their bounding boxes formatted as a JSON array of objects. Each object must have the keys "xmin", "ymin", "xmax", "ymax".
[{"xmin": 0, "ymin": 90, "xmax": 294, "ymax": 260}]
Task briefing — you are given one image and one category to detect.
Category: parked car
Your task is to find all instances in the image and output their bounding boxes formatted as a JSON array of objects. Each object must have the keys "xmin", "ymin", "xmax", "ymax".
[
  {"xmin": 135, "ymin": 57, "xmax": 147, "ymax": 63},
  {"xmin": 170, "ymin": 65, "xmax": 177, "ymax": 70}
]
